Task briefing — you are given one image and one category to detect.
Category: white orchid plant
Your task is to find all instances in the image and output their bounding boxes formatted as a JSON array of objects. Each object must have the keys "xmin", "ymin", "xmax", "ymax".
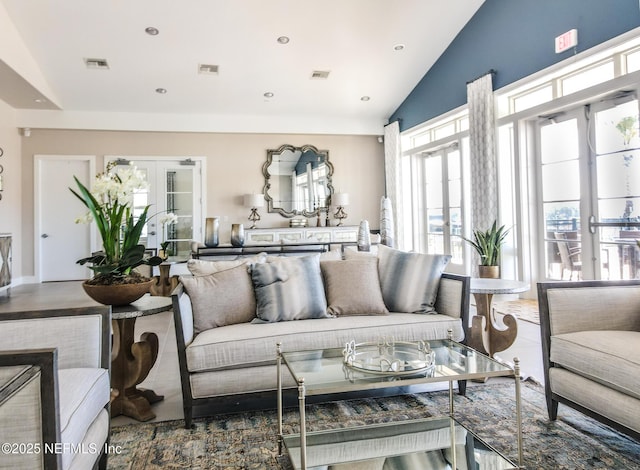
[
  {"xmin": 70, "ymin": 162, "xmax": 162, "ymax": 282},
  {"xmin": 159, "ymin": 212, "xmax": 178, "ymax": 253}
]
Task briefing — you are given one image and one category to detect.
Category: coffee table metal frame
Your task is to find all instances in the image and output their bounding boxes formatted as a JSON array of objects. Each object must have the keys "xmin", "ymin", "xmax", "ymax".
[{"xmin": 276, "ymin": 330, "xmax": 523, "ymax": 470}]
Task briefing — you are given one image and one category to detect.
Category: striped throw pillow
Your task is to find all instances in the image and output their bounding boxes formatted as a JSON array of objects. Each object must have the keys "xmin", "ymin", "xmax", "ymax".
[
  {"xmin": 251, "ymin": 255, "xmax": 329, "ymax": 322},
  {"xmin": 377, "ymin": 244, "xmax": 451, "ymax": 313}
]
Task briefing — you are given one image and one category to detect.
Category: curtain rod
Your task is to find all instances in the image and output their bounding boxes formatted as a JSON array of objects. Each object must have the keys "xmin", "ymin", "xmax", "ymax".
[
  {"xmin": 384, "ymin": 118, "xmax": 402, "ymax": 127},
  {"xmin": 466, "ymin": 69, "xmax": 497, "ymax": 85}
]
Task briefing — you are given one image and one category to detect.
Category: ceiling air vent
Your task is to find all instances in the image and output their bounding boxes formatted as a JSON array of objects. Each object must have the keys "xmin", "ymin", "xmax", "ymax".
[
  {"xmin": 199, "ymin": 64, "xmax": 219, "ymax": 75},
  {"xmin": 84, "ymin": 58, "xmax": 109, "ymax": 69},
  {"xmin": 311, "ymin": 70, "xmax": 330, "ymax": 80}
]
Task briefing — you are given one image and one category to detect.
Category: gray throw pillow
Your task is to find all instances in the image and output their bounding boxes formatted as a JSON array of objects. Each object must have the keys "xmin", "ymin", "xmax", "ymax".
[
  {"xmin": 320, "ymin": 258, "xmax": 388, "ymax": 316},
  {"xmin": 180, "ymin": 264, "xmax": 256, "ymax": 333},
  {"xmin": 377, "ymin": 244, "xmax": 450, "ymax": 313},
  {"xmin": 251, "ymin": 255, "xmax": 329, "ymax": 322}
]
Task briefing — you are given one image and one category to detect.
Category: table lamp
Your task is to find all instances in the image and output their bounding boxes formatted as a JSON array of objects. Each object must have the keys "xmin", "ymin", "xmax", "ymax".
[
  {"xmin": 332, "ymin": 192, "xmax": 349, "ymax": 226},
  {"xmin": 244, "ymin": 194, "xmax": 264, "ymax": 229}
]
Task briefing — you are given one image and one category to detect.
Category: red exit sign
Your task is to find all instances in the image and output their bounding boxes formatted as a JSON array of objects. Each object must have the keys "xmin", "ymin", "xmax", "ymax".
[{"xmin": 555, "ymin": 29, "xmax": 578, "ymax": 53}]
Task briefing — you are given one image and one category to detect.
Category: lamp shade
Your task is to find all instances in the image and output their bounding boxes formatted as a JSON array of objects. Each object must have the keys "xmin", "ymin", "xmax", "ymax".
[
  {"xmin": 244, "ymin": 193, "xmax": 264, "ymax": 208},
  {"xmin": 332, "ymin": 192, "xmax": 349, "ymax": 206}
]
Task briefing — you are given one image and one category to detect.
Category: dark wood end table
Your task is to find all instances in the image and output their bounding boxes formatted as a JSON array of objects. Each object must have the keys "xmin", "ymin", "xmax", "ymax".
[{"xmin": 111, "ymin": 294, "xmax": 172, "ymax": 421}]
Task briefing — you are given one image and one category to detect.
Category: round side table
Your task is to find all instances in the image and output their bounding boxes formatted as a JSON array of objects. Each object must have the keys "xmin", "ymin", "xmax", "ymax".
[
  {"xmin": 469, "ymin": 278, "xmax": 529, "ymax": 358},
  {"xmin": 111, "ymin": 294, "xmax": 172, "ymax": 421}
]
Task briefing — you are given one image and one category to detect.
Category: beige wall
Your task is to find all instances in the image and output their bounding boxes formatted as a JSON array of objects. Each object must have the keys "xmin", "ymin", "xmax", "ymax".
[
  {"xmin": 20, "ymin": 129, "xmax": 385, "ymax": 277},
  {"xmin": 0, "ymin": 101, "xmax": 21, "ymax": 281}
]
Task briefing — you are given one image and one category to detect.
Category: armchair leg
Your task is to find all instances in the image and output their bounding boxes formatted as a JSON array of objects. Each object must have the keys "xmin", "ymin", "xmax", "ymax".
[
  {"xmin": 184, "ymin": 405, "xmax": 194, "ymax": 429},
  {"xmin": 546, "ymin": 396, "xmax": 558, "ymax": 420}
]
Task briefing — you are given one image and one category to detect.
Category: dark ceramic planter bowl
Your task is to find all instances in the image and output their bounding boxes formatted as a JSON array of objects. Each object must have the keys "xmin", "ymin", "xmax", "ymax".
[{"xmin": 82, "ymin": 279, "xmax": 154, "ymax": 306}]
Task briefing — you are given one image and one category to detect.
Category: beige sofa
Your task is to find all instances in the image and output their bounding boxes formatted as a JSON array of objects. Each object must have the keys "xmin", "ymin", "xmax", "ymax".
[
  {"xmin": 538, "ymin": 279, "xmax": 640, "ymax": 439},
  {"xmin": 172, "ymin": 247, "xmax": 470, "ymax": 428}
]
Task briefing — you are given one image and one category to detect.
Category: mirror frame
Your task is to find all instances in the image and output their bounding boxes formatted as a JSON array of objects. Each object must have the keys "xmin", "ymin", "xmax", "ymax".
[{"xmin": 262, "ymin": 144, "xmax": 334, "ymax": 218}]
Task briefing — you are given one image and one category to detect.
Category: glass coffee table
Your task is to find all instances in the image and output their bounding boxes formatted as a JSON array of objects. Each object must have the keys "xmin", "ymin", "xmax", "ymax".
[{"xmin": 276, "ymin": 331, "xmax": 522, "ymax": 469}]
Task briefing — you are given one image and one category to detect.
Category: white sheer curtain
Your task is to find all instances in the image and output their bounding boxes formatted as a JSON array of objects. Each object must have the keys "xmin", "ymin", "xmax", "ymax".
[
  {"xmin": 467, "ymin": 73, "xmax": 498, "ymax": 235},
  {"xmin": 384, "ymin": 121, "xmax": 404, "ymax": 249}
]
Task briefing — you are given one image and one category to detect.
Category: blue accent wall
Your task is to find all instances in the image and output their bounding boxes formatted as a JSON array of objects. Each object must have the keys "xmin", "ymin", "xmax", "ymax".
[{"xmin": 390, "ymin": 0, "xmax": 640, "ymax": 132}]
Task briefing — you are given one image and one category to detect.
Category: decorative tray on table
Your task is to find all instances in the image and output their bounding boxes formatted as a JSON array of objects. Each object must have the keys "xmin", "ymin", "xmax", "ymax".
[{"xmin": 342, "ymin": 338, "xmax": 436, "ymax": 376}]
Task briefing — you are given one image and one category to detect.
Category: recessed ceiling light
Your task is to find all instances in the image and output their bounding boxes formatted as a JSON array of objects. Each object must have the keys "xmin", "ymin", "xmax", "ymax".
[
  {"xmin": 145, "ymin": 27, "xmax": 159, "ymax": 36},
  {"xmin": 360, "ymin": 96, "xmax": 371, "ymax": 101},
  {"xmin": 155, "ymin": 88, "xmax": 167, "ymax": 94},
  {"xmin": 277, "ymin": 36, "xmax": 290, "ymax": 44},
  {"xmin": 393, "ymin": 44, "xmax": 405, "ymax": 51},
  {"xmin": 264, "ymin": 92, "xmax": 274, "ymax": 98}
]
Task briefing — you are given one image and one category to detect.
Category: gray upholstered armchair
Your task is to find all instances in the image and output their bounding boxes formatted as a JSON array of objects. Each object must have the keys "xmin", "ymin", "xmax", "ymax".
[
  {"xmin": 538, "ymin": 279, "xmax": 640, "ymax": 440},
  {"xmin": 0, "ymin": 306, "xmax": 111, "ymax": 470}
]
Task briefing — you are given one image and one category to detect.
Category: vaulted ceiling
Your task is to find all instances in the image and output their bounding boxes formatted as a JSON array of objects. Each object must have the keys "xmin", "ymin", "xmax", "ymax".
[{"xmin": 0, "ymin": 0, "xmax": 484, "ymax": 134}]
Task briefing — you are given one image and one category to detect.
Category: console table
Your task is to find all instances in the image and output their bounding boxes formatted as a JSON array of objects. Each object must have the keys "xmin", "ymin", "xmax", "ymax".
[
  {"xmin": 110, "ymin": 295, "xmax": 172, "ymax": 421},
  {"xmin": 468, "ymin": 278, "xmax": 529, "ymax": 358}
]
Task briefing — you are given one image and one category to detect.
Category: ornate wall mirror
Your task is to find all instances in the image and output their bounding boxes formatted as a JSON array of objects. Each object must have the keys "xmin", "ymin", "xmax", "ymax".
[{"xmin": 263, "ymin": 144, "xmax": 334, "ymax": 218}]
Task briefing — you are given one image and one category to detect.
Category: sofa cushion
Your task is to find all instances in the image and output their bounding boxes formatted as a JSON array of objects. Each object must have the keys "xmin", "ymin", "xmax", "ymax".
[
  {"xmin": 376, "ymin": 244, "xmax": 450, "ymax": 314},
  {"xmin": 320, "ymin": 257, "xmax": 388, "ymax": 316},
  {"xmin": 185, "ymin": 313, "xmax": 464, "ymax": 373},
  {"xmin": 180, "ymin": 264, "xmax": 256, "ymax": 333},
  {"xmin": 550, "ymin": 330, "xmax": 640, "ymax": 400},
  {"xmin": 187, "ymin": 253, "xmax": 266, "ymax": 276},
  {"xmin": 251, "ymin": 255, "xmax": 329, "ymax": 322},
  {"xmin": 57, "ymin": 368, "xmax": 110, "ymax": 470}
]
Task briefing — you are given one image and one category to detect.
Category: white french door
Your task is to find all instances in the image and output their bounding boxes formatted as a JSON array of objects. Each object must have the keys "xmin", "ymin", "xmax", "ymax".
[
  {"xmin": 417, "ymin": 140, "xmax": 468, "ymax": 274},
  {"xmin": 107, "ymin": 158, "xmax": 203, "ymax": 258},
  {"xmin": 536, "ymin": 96, "xmax": 640, "ymax": 280}
]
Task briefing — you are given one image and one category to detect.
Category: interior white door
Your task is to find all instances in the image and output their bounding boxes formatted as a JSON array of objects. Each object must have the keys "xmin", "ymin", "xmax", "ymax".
[{"xmin": 35, "ymin": 156, "xmax": 94, "ymax": 281}]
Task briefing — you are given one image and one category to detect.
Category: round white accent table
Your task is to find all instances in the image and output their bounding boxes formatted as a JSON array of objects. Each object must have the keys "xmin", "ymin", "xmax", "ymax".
[{"xmin": 469, "ymin": 278, "xmax": 529, "ymax": 358}]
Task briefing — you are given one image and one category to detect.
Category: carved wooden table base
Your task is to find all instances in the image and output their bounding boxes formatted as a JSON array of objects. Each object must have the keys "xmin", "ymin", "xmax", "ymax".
[
  {"xmin": 469, "ymin": 279, "xmax": 529, "ymax": 358},
  {"xmin": 110, "ymin": 295, "xmax": 172, "ymax": 421}
]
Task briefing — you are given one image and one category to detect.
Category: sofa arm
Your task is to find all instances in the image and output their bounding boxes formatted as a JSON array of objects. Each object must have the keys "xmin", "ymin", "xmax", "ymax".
[
  {"xmin": 435, "ymin": 273, "xmax": 470, "ymax": 338},
  {"xmin": 0, "ymin": 349, "xmax": 62, "ymax": 469},
  {"xmin": 172, "ymin": 283, "xmax": 195, "ymax": 347},
  {"xmin": 0, "ymin": 306, "xmax": 111, "ymax": 371},
  {"xmin": 538, "ymin": 280, "xmax": 640, "ymax": 336}
]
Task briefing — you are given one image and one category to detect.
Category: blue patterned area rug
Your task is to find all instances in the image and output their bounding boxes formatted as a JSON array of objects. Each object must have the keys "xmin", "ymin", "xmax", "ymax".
[{"xmin": 108, "ymin": 380, "xmax": 639, "ymax": 469}]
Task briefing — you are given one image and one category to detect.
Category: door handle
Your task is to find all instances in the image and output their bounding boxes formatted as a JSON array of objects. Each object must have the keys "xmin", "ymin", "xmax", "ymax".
[
  {"xmin": 41, "ymin": 233, "xmax": 49, "ymax": 238},
  {"xmin": 149, "ymin": 231, "xmax": 156, "ymax": 236}
]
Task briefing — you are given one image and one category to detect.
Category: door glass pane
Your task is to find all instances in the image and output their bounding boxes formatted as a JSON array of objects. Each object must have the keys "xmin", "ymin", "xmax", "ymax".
[
  {"xmin": 595, "ymin": 100, "xmax": 640, "ymax": 154},
  {"xmin": 540, "ymin": 119, "xmax": 578, "ymax": 164},
  {"xmin": 541, "ymin": 160, "xmax": 580, "ymax": 201},
  {"xmin": 594, "ymin": 100, "xmax": 640, "ymax": 279},
  {"xmin": 448, "ymin": 151, "xmax": 462, "ymax": 264},
  {"xmin": 540, "ymin": 118, "xmax": 581, "ymax": 281},
  {"xmin": 166, "ymin": 169, "xmax": 194, "ymax": 257}
]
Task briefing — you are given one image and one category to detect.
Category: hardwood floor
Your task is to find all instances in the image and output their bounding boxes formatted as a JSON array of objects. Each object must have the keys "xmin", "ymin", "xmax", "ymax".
[{"xmin": 0, "ymin": 281, "xmax": 545, "ymax": 427}]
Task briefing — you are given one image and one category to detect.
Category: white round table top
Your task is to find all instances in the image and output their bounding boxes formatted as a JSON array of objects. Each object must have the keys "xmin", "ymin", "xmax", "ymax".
[
  {"xmin": 111, "ymin": 294, "xmax": 172, "ymax": 320},
  {"xmin": 470, "ymin": 278, "xmax": 530, "ymax": 294}
]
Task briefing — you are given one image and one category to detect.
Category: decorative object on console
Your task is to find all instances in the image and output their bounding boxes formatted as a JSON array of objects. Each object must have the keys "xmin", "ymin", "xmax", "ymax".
[
  {"xmin": 204, "ymin": 217, "xmax": 220, "ymax": 247},
  {"xmin": 380, "ymin": 196, "xmax": 395, "ymax": 247},
  {"xmin": 231, "ymin": 223, "xmax": 245, "ymax": 247},
  {"xmin": 244, "ymin": 194, "xmax": 264, "ymax": 229},
  {"xmin": 357, "ymin": 220, "xmax": 371, "ymax": 251},
  {"xmin": 332, "ymin": 192, "xmax": 349, "ymax": 226},
  {"xmin": 70, "ymin": 161, "xmax": 162, "ymax": 305},
  {"xmin": 290, "ymin": 217, "xmax": 307, "ymax": 228}
]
